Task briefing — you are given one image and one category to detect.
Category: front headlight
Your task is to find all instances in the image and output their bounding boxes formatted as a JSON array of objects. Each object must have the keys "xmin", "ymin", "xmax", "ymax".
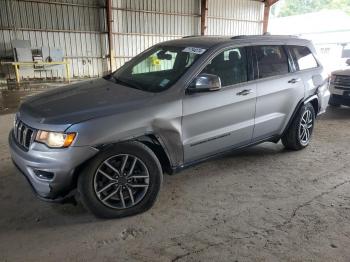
[{"xmin": 35, "ymin": 131, "xmax": 76, "ymax": 148}]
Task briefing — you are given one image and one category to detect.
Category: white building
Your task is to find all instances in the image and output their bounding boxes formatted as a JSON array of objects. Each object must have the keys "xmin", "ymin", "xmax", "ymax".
[{"xmin": 269, "ymin": 10, "xmax": 350, "ymax": 72}]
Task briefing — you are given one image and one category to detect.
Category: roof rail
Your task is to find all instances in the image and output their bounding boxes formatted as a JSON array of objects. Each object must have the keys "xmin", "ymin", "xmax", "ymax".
[
  {"xmin": 182, "ymin": 35, "xmax": 200, "ymax": 38},
  {"xmin": 231, "ymin": 34, "xmax": 299, "ymax": 40},
  {"xmin": 182, "ymin": 35, "xmax": 224, "ymax": 38},
  {"xmin": 230, "ymin": 35, "xmax": 248, "ymax": 39}
]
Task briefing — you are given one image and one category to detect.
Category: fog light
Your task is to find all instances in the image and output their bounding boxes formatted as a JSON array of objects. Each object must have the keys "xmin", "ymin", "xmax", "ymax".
[{"xmin": 33, "ymin": 169, "xmax": 54, "ymax": 180}]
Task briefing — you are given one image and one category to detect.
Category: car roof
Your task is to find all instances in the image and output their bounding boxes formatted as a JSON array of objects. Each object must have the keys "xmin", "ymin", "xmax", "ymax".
[{"xmin": 159, "ymin": 35, "xmax": 312, "ymax": 49}]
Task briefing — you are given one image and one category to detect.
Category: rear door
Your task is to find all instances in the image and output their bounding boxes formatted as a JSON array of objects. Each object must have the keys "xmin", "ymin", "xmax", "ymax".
[
  {"xmin": 288, "ymin": 45, "xmax": 327, "ymax": 94},
  {"xmin": 182, "ymin": 47, "xmax": 257, "ymax": 163},
  {"xmin": 252, "ymin": 45, "xmax": 305, "ymax": 141},
  {"xmin": 287, "ymin": 45, "xmax": 328, "ymax": 113}
]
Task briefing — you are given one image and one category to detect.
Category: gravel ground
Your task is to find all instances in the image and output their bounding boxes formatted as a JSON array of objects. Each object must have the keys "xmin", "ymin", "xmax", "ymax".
[{"xmin": 0, "ymin": 106, "xmax": 350, "ymax": 262}]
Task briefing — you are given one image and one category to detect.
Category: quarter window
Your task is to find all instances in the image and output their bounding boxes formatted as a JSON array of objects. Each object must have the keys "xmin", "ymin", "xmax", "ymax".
[
  {"xmin": 290, "ymin": 46, "xmax": 318, "ymax": 71},
  {"xmin": 254, "ymin": 46, "xmax": 289, "ymax": 79},
  {"xmin": 201, "ymin": 47, "xmax": 248, "ymax": 87}
]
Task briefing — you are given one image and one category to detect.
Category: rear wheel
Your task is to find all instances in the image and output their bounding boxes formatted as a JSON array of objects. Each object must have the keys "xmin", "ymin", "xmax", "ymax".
[
  {"xmin": 78, "ymin": 141, "xmax": 163, "ymax": 218},
  {"xmin": 282, "ymin": 103, "xmax": 315, "ymax": 150}
]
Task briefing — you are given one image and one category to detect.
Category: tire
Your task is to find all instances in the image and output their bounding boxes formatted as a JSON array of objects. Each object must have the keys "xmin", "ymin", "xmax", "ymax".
[
  {"xmin": 281, "ymin": 103, "xmax": 315, "ymax": 150},
  {"xmin": 78, "ymin": 141, "xmax": 163, "ymax": 219}
]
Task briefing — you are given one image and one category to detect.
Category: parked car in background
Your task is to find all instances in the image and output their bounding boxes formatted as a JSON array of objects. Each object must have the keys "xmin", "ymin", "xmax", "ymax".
[
  {"xmin": 329, "ymin": 59, "xmax": 350, "ymax": 107},
  {"xmin": 9, "ymin": 35, "xmax": 330, "ymax": 218}
]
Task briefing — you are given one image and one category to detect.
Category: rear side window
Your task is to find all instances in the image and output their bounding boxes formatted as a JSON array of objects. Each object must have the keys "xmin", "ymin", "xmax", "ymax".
[
  {"xmin": 289, "ymin": 46, "xmax": 318, "ymax": 71},
  {"xmin": 254, "ymin": 46, "xmax": 289, "ymax": 79}
]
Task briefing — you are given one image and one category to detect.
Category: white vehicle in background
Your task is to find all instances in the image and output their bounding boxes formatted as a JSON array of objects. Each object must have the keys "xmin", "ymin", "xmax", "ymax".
[{"xmin": 329, "ymin": 59, "xmax": 350, "ymax": 107}]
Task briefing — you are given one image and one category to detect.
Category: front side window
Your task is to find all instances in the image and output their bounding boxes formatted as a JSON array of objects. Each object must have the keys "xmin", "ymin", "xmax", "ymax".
[
  {"xmin": 111, "ymin": 46, "xmax": 205, "ymax": 92},
  {"xmin": 254, "ymin": 46, "xmax": 289, "ymax": 79},
  {"xmin": 289, "ymin": 46, "xmax": 318, "ymax": 71},
  {"xmin": 201, "ymin": 47, "xmax": 248, "ymax": 87}
]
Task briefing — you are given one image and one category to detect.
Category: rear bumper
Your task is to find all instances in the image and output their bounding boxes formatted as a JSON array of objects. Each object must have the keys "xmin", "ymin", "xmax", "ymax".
[{"xmin": 9, "ymin": 130, "xmax": 99, "ymax": 201}]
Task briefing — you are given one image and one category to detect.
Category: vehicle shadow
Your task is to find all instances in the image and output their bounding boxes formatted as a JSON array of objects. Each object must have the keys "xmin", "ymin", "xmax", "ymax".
[
  {"xmin": 318, "ymin": 105, "xmax": 350, "ymax": 120},
  {"xmin": 0, "ymin": 142, "xmax": 289, "ymax": 232}
]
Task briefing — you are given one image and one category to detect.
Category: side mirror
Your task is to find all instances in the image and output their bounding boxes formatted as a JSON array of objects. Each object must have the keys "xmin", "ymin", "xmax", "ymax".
[
  {"xmin": 188, "ymin": 73, "xmax": 222, "ymax": 93},
  {"xmin": 346, "ymin": 58, "xmax": 350, "ymax": 66}
]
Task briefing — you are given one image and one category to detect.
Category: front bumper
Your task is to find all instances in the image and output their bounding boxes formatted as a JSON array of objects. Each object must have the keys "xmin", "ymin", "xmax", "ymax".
[
  {"xmin": 329, "ymin": 83, "xmax": 350, "ymax": 106},
  {"xmin": 9, "ymin": 130, "xmax": 99, "ymax": 201},
  {"xmin": 329, "ymin": 94, "xmax": 350, "ymax": 106}
]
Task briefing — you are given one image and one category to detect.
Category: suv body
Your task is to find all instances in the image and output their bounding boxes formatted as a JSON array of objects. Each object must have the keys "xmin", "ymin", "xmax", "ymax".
[
  {"xmin": 329, "ymin": 60, "xmax": 350, "ymax": 106},
  {"xmin": 9, "ymin": 35, "xmax": 330, "ymax": 217}
]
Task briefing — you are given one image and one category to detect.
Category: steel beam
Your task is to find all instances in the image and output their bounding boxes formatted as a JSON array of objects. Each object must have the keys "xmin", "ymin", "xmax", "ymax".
[
  {"xmin": 111, "ymin": 7, "xmax": 200, "ymax": 17},
  {"xmin": 0, "ymin": 27, "xmax": 106, "ymax": 34},
  {"xmin": 200, "ymin": 0, "xmax": 208, "ymax": 35},
  {"xmin": 106, "ymin": 0, "xmax": 116, "ymax": 72},
  {"xmin": 13, "ymin": 0, "xmax": 104, "ymax": 9},
  {"xmin": 263, "ymin": 0, "xmax": 279, "ymax": 33}
]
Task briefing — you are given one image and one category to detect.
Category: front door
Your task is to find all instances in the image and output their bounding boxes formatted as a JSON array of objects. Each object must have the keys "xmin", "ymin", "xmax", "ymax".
[{"xmin": 182, "ymin": 47, "xmax": 257, "ymax": 163}]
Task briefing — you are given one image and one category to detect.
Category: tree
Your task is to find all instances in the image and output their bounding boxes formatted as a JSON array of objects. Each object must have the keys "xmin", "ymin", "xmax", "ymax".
[{"xmin": 274, "ymin": 0, "xmax": 350, "ymax": 17}]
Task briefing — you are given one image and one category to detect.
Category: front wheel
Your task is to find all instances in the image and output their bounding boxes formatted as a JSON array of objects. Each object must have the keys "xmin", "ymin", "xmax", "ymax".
[
  {"xmin": 78, "ymin": 141, "xmax": 163, "ymax": 218},
  {"xmin": 281, "ymin": 103, "xmax": 315, "ymax": 150}
]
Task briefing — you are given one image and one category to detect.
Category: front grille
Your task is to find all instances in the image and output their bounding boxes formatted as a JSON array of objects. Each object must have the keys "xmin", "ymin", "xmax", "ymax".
[
  {"xmin": 14, "ymin": 119, "xmax": 35, "ymax": 150},
  {"xmin": 334, "ymin": 75, "xmax": 350, "ymax": 90}
]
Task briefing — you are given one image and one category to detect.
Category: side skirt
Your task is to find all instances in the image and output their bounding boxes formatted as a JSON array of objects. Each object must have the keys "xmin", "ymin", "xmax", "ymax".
[{"xmin": 170, "ymin": 134, "xmax": 280, "ymax": 174}]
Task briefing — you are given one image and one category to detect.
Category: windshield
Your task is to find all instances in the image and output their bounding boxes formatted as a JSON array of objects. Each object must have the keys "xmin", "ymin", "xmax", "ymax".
[{"xmin": 111, "ymin": 45, "xmax": 206, "ymax": 92}]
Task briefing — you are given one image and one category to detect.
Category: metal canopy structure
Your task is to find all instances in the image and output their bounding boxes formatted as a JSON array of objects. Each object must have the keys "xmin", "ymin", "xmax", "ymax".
[
  {"xmin": 263, "ymin": 0, "xmax": 279, "ymax": 33},
  {"xmin": 0, "ymin": 0, "xmax": 276, "ymax": 80}
]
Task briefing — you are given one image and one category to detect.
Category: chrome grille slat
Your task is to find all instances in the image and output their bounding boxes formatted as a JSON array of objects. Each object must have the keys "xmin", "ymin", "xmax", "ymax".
[
  {"xmin": 19, "ymin": 125, "xmax": 25, "ymax": 144},
  {"xmin": 334, "ymin": 75, "xmax": 350, "ymax": 89},
  {"xmin": 14, "ymin": 120, "xmax": 19, "ymax": 140},
  {"xmin": 22, "ymin": 126, "xmax": 28, "ymax": 145},
  {"xmin": 17, "ymin": 122, "xmax": 22, "ymax": 141},
  {"xmin": 13, "ymin": 119, "xmax": 35, "ymax": 150},
  {"xmin": 29, "ymin": 130, "xmax": 35, "ymax": 144},
  {"xmin": 26, "ymin": 129, "xmax": 34, "ymax": 148}
]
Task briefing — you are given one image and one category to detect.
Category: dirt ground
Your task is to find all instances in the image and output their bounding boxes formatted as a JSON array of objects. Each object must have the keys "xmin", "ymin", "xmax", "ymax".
[{"xmin": 0, "ymin": 97, "xmax": 350, "ymax": 261}]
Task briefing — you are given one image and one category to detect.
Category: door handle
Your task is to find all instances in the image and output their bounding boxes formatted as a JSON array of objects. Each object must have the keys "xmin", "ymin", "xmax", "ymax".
[
  {"xmin": 288, "ymin": 78, "xmax": 301, "ymax": 84},
  {"xmin": 236, "ymin": 89, "xmax": 252, "ymax": 96}
]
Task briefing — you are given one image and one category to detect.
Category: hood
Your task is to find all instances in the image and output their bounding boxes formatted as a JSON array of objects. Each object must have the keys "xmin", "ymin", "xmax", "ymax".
[
  {"xmin": 19, "ymin": 78, "xmax": 155, "ymax": 129},
  {"xmin": 332, "ymin": 68, "xmax": 350, "ymax": 76}
]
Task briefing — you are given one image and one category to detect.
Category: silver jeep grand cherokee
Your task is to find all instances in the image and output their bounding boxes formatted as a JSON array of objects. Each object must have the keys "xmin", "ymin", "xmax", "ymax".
[{"xmin": 9, "ymin": 35, "xmax": 330, "ymax": 218}]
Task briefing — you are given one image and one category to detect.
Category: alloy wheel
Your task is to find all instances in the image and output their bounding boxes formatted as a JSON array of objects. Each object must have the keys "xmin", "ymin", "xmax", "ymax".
[
  {"xmin": 93, "ymin": 154, "xmax": 150, "ymax": 209},
  {"xmin": 299, "ymin": 109, "xmax": 313, "ymax": 146}
]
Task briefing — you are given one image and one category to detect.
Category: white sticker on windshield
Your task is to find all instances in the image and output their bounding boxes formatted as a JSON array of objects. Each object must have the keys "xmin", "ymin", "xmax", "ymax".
[{"xmin": 182, "ymin": 47, "xmax": 206, "ymax": 54}]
